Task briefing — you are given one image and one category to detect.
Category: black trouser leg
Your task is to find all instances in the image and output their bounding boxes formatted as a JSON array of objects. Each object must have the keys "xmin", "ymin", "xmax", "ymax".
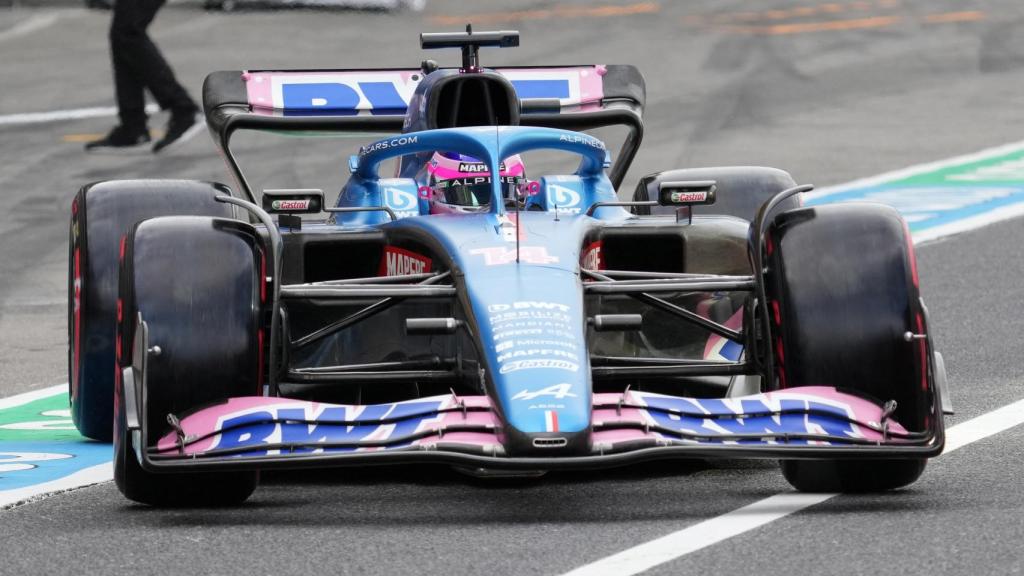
[{"xmin": 110, "ymin": 0, "xmax": 196, "ymax": 132}]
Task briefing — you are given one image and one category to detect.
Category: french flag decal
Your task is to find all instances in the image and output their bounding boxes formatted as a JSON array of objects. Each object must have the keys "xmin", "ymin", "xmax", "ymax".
[{"xmin": 545, "ymin": 410, "xmax": 560, "ymax": 432}]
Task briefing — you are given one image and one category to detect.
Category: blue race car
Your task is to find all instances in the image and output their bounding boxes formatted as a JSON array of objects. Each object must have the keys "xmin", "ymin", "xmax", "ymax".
[{"xmin": 68, "ymin": 29, "xmax": 950, "ymax": 505}]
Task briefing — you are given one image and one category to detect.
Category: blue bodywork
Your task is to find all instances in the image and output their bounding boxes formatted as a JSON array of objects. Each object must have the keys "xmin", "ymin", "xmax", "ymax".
[
  {"xmin": 331, "ymin": 126, "xmax": 627, "ymax": 442},
  {"xmin": 335, "ymin": 126, "xmax": 619, "ymax": 223}
]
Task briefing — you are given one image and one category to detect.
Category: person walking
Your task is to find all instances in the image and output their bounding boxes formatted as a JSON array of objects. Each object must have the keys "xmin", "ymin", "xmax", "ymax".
[{"xmin": 85, "ymin": 0, "xmax": 201, "ymax": 153}]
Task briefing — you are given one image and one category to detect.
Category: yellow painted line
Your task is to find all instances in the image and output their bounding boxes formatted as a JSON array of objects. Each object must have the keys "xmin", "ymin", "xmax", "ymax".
[
  {"xmin": 764, "ymin": 10, "xmax": 792, "ymax": 21},
  {"xmin": 924, "ymin": 10, "xmax": 985, "ymax": 24},
  {"xmin": 708, "ymin": 11, "xmax": 760, "ymax": 24},
  {"xmin": 62, "ymin": 134, "xmax": 104, "ymax": 143},
  {"xmin": 723, "ymin": 14, "xmax": 901, "ymax": 35},
  {"xmin": 63, "ymin": 131, "xmax": 162, "ymax": 143},
  {"xmin": 686, "ymin": 0, "xmax": 901, "ymax": 27},
  {"xmin": 429, "ymin": 1, "xmax": 659, "ymax": 26}
]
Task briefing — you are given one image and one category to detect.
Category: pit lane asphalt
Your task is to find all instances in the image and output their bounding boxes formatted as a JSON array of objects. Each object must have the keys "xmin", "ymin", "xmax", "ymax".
[{"xmin": 2, "ymin": 0, "xmax": 1024, "ymax": 574}]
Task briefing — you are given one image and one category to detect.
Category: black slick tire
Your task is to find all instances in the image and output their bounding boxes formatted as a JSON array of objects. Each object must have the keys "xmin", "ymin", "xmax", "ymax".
[
  {"xmin": 68, "ymin": 180, "xmax": 235, "ymax": 441},
  {"xmin": 765, "ymin": 203, "xmax": 931, "ymax": 492},
  {"xmin": 114, "ymin": 216, "xmax": 263, "ymax": 506}
]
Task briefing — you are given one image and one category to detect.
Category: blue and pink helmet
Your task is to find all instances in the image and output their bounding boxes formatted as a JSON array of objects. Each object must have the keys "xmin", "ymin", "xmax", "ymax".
[{"xmin": 425, "ymin": 152, "xmax": 527, "ymax": 213}]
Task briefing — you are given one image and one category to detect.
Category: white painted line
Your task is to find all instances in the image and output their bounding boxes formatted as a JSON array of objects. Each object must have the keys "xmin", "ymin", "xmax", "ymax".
[
  {"xmin": 0, "ymin": 462, "xmax": 113, "ymax": 509},
  {"xmin": 942, "ymin": 398, "xmax": 1024, "ymax": 453},
  {"xmin": 0, "ymin": 104, "xmax": 161, "ymax": 127},
  {"xmin": 0, "ymin": 13, "xmax": 61, "ymax": 44},
  {"xmin": 561, "ymin": 398, "xmax": 1024, "ymax": 576},
  {"xmin": 0, "ymin": 384, "xmax": 66, "ymax": 410},
  {"xmin": 812, "ymin": 139, "xmax": 1024, "ymax": 199},
  {"xmin": 913, "ymin": 202, "xmax": 1024, "ymax": 245},
  {"xmin": 562, "ymin": 492, "xmax": 835, "ymax": 576}
]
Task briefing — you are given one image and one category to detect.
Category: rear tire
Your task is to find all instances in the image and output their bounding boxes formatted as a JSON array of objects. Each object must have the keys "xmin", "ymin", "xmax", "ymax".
[
  {"xmin": 766, "ymin": 203, "xmax": 932, "ymax": 492},
  {"xmin": 69, "ymin": 180, "xmax": 236, "ymax": 441},
  {"xmin": 114, "ymin": 216, "xmax": 262, "ymax": 506}
]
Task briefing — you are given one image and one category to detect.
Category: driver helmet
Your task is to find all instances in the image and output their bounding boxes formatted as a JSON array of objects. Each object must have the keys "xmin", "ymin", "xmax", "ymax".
[{"xmin": 426, "ymin": 152, "xmax": 526, "ymax": 214}]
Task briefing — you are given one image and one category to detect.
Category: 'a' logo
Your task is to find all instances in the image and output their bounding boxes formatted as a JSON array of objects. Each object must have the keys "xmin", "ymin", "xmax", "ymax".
[{"xmin": 512, "ymin": 383, "xmax": 578, "ymax": 401}]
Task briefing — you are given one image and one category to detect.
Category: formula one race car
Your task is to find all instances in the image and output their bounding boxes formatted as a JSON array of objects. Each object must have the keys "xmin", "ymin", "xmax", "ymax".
[{"xmin": 69, "ymin": 29, "xmax": 950, "ymax": 506}]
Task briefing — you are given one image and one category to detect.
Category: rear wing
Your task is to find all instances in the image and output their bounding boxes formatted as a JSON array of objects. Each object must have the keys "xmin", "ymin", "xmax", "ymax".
[{"xmin": 202, "ymin": 65, "xmax": 646, "ymax": 201}]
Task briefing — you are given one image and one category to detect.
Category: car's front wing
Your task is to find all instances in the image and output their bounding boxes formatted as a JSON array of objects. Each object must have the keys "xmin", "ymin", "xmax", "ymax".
[{"xmin": 131, "ymin": 386, "xmax": 944, "ymax": 473}]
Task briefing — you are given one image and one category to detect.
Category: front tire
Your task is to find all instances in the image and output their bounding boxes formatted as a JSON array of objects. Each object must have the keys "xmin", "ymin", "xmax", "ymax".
[
  {"xmin": 781, "ymin": 459, "xmax": 926, "ymax": 493},
  {"xmin": 114, "ymin": 216, "xmax": 263, "ymax": 506},
  {"xmin": 766, "ymin": 203, "xmax": 934, "ymax": 492}
]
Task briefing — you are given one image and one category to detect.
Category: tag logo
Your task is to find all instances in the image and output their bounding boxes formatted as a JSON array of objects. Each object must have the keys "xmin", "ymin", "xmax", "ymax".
[{"xmin": 470, "ymin": 246, "xmax": 560, "ymax": 266}]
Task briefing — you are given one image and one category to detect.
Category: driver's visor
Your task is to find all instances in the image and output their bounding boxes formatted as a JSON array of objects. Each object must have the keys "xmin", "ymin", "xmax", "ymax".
[{"xmin": 435, "ymin": 176, "xmax": 524, "ymax": 207}]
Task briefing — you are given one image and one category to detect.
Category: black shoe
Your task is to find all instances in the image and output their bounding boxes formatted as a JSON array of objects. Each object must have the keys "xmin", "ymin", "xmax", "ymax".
[
  {"xmin": 84, "ymin": 126, "xmax": 151, "ymax": 152},
  {"xmin": 152, "ymin": 111, "xmax": 203, "ymax": 153}
]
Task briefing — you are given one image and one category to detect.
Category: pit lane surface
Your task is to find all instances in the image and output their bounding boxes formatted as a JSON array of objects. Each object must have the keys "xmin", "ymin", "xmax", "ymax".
[{"xmin": 2, "ymin": 0, "xmax": 1024, "ymax": 573}]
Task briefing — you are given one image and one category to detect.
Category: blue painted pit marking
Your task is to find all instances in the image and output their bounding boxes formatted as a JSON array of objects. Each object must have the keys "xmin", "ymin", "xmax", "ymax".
[
  {"xmin": 0, "ymin": 386, "xmax": 112, "ymax": 503},
  {"xmin": 809, "ymin": 140, "xmax": 1024, "ymax": 243}
]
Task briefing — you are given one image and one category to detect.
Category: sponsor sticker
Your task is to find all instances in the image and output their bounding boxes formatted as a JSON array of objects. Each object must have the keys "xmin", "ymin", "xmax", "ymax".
[
  {"xmin": 360, "ymin": 135, "xmax": 419, "ymax": 157},
  {"xmin": 470, "ymin": 246, "xmax": 560, "ymax": 266},
  {"xmin": 210, "ymin": 399, "xmax": 449, "ymax": 454},
  {"xmin": 457, "ymin": 162, "xmax": 506, "ymax": 174},
  {"xmin": 499, "ymin": 359, "xmax": 579, "ymax": 374},
  {"xmin": 488, "ymin": 301, "xmax": 571, "ymax": 313},
  {"xmin": 548, "ymin": 183, "xmax": 582, "ymax": 211},
  {"xmin": 670, "ymin": 191, "xmax": 708, "ymax": 203},
  {"xmin": 559, "ymin": 134, "xmax": 605, "ymax": 150},
  {"xmin": 382, "ymin": 185, "xmax": 419, "ymax": 216},
  {"xmin": 486, "ymin": 300, "xmax": 582, "ymax": 377},
  {"xmin": 271, "ymin": 199, "xmax": 310, "ymax": 212},
  {"xmin": 497, "ymin": 348, "xmax": 579, "ymax": 364},
  {"xmin": 581, "ymin": 241, "xmax": 603, "ymax": 271},
  {"xmin": 378, "ymin": 246, "xmax": 432, "ymax": 277},
  {"xmin": 269, "ymin": 72, "xmax": 421, "ymax": 112}
]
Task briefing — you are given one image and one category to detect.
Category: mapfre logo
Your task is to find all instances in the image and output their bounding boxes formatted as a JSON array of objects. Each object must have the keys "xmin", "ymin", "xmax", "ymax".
[
  {"xmin": 581, "ymin": 241, "xmax": 603, "ymax": 271},
  {"xmin": 458, "ymin": 162, "xmax": 506, "ymax": 173},
  {"xmin": 378, "ymin": 246, "xmax": 432, "ymax": 277}
]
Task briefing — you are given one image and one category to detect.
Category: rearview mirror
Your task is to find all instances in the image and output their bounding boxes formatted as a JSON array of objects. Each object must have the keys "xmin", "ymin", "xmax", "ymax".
[
  {"xmin": 261, "ymin": 189, "xmax": 325, "ymax": 214},
  {"xmin": 657, "ymin": 180, "xmax": 717, "ymax": 207}
]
